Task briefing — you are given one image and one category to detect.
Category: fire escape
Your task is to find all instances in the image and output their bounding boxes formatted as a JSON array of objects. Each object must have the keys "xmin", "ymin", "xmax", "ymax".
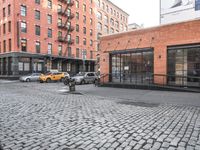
[{"xmin": 57, "ymin": 0, "xmax": 75, "ymax": 57}]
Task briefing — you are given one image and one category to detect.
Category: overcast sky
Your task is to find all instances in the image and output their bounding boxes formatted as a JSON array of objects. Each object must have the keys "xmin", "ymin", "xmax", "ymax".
[{"xmin": 110, "ymin": 0, "xmax": 160, "ymax": 27}]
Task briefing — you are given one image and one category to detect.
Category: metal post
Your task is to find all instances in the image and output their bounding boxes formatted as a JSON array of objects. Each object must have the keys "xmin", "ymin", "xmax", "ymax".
[{"xmin": 82, "ymin": 49, "xmax": 86, "ymax": 72}]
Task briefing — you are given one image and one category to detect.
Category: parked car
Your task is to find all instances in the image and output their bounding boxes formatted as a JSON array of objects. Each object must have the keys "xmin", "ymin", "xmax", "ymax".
[
  {"xmin": 19, "ymin": 73, "xmax": 42, "ymax": 82},
  {"xmin": 39, "ymin": 72, "xmax": 65, "ymax": 83},
  {"xmin": 71, "ymin": 72, "xmax": 99, "ymax": 84}
]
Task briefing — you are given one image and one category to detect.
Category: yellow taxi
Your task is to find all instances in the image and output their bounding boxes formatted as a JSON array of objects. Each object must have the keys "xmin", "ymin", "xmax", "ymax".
[{"xmin": 39, "ymin": 72, "xmax": 65, "ymax": 83}]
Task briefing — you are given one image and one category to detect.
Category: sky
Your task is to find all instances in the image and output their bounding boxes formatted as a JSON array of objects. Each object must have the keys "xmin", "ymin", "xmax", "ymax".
[{"xmin": 110, "ymin": 0, "xmax": 160, "ymax": 27}]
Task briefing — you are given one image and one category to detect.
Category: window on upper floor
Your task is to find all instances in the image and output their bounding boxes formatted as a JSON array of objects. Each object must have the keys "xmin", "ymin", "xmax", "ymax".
[
  {"xmin": 90, "ymin": 29, "xmax": 93, "ymax": 36},
  {"xmin": 48, "ymin": 28, "xmax": 52, "ymax": 38},
  {"xmin": 3, "ymin": 8, "xmax": 6, "ymax": 17},
  {"xmin": 76, "ymin": 12, "xmax": 79, "ymax": 20},
  {"xmin": 35, "ymin": 10, "xmax": 40, "ymax": 20},
  {"xmin": 9, "ymin": 39, "xmax": 11, "ymax": 52},
  {"xmin": 97, "ymin": 0, "xmax": 100, "ymax": 7},
  {"xmin": 120, "ymin": 24, "xmax": 123, "ymax": 31},
  {"xmin": 35, "ymin": 41, "xmax": 40, "ymax": 53},
  {"xmin": 3, "ymin": 24, "xmax": 6, "ymax": 34},
  {"xmin": 47, "ymin": 0, "xmax": 52, "ymax": 9},
  {"xmin": 48, "ymin": 43, "xmax": 52, "ymax": 55},
  {"xmin": 67, "ymin": 34, "xmax": 71, "ymax": 41},
  {"xmin": 83, "ymin": 38, "xmax": 86, "ymax": 45},
  {"xmin": 3, "ymin": 40, "xmax": 6, "ymax": 52},
  {"xmin": 76, "ymin": 24, "xmax": 79, "ymax": 32},
  {"xmin": 110, "ymin": 18, "xmax": 114, "ymax": 26},
  {"xmin": 104, "ymin": 15, "xmax": 108, "ymax": 24},
  {"xmin": 110, "ymin": 28, "xmax": 114, "ymax": 34},
  {"xmin": 35, "ymin": 0, "xmax": 40, "ymax": 4},
  {"xmin": 83, "ymin": 27, "xmax": 86, "ymax": 34},
  {"xmin": 58, "ymin": 31, "xmax": 62, "ymax": 37},
  {"xmin": 35, "ymin": 25, "xmax": 40, "ymax": 36},
  {"xmin": 110, "ymin": 8, "xmax": 113, "ymax": 15},
  {"xmin": 115, "ymin": 21, "xmax": 119, "ymax": 28},
  {"xmin": 68, "ymin": 47, "xmax": 72, "ymax": 57},
  {"xmin": 195, "ymin": 0, "xmax": 200, "ymax": 10},
  {"xmin": 21, "ymin": 39, "xmax": 27, "ymax": 52},
  {"xmin": 97, "ymin": 11, "xmax": 102, "ymax": 20},
  {"xmin": 90, "ymin": 8, "xmax": 93, "ymax": 14},
  {"xmin": 21, "ymin": 22, "xmax": 27, "ymax": 33},
  {"xmin": 106, "ymin": 5, "xmax": 109, "ymax": 12},
  {"xmin": 8, "ymin": 5, "xmax": 11, "ymax": 16},
  {"xmin": 83, "ymin": 15, "xmax": 86, "ymax": 24},
  {"xmin": 75, "ymin": 0, "xmax": 79, "ymax": 8},
  {"xmin": 20, "ymin": 5, "xmax": 27, "ymax": 16},
  {"xmin": 76, "ymin": 36, "xmax": 79, "ymax": 44},
  {"xmin": 8, "ymin": 21, "xmax": 11, "ymax": 32},
  {"xmin": 58, "ymin": 18, "xmax": 62, "ymax": 24},
  {"xmin": 97, "ymin": 33, "xmax": 102, "ymax": 40},
  {"xmin": 83, "ymin": 4, "xmax": 86, "ymax": 12},
  {"xmin": 104, "ymin": 25, "xmax": 109, "ymax": 34},
  {"xmin": 102, "ymin": 2, "xmax": 105, "ymax": 9},
  {"xmin": 47, "ymin": 15, "xmax": 52, "ymax": 24},
  {"xmin": 58, "ymin": 45, "xmax": 62, "ymax": 56},
  {"xmin": 90, "ymin": 40, "xmax": 93, "ymax": 46},
  {"xmin": 90, "ymin": 18, "xmax": 93, "ymax": 25},
  {"xmin": 97, "ymin": 22, "xmax": 102, "ymax": 31},
  {"xmin": 76, "ymin": 48, "xmax": 79, "ymax": 58}
]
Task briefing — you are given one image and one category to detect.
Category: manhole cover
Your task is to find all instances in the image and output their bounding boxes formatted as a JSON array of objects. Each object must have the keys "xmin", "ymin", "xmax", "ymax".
[{"xmin": 117, "ymin": 101, "xmax": 159, "ymax": 107}]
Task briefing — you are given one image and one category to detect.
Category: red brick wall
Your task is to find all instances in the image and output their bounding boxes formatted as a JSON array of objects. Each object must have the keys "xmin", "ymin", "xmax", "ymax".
[
  {"xmin": 0, "ymin": 0, "xmax": 96, "ymax": 60},
  {"xmin": 100, "ymin": 19, "xmax": 200, "ymax": 84}
]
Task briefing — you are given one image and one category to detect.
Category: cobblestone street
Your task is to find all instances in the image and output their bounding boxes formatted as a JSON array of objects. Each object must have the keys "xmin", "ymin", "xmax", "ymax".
[{"xmin": 1, "ymin": 82, "xmax": 200, "ymax": 150}]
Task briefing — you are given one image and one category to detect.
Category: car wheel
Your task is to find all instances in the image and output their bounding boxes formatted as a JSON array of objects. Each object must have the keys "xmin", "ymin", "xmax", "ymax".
[
  {"xmin": 26, "ymin": 78, "xmax": 31, "ymax": 82},
  {"xmin": 63, "ymin": 78, "xmax": 69, "ymax": 85},
  {"xmin": 81, "ymin": 80, "xmax": 85, "ymax": 85},
  {"xmin": 46, "ymin": 78, "xmax": 51, "ymax": 83},
  {"xmin": 40, "ymin": 80, "xmax": 43, "ymax": 83}
]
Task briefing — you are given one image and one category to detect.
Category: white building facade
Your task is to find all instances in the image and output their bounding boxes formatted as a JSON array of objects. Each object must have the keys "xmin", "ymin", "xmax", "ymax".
[{"xmin": 160, "ymin": 0, "xmax": 200, "ymax": 24}]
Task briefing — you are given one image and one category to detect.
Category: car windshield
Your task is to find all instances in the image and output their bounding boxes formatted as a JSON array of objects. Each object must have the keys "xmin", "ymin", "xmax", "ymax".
[
  {"xmin": 45, "ymin": 72, "xmax": 52, "ymax": 75},
  {"xmin": 76, "ymin": 72, "xmax": 86, "ymax": 76}
]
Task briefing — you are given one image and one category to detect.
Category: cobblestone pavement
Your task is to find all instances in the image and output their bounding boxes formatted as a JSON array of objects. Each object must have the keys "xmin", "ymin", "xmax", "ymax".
[{"xmin": 1, "ymin": 82, "xmax": 200, "ymax": 150}]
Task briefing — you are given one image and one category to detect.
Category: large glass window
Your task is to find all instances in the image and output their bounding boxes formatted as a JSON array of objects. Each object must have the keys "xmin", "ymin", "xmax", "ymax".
[
  {"xmin": 111, "ymin": 49, "xmax": 154, "ymax": 84},
  {"xmin": 167, "ymin": 47, "xmax": 200, "ymax": 87}
]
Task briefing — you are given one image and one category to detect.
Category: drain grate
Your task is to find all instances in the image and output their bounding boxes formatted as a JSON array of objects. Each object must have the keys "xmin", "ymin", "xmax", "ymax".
[{"xmin": 117, "ymin": 101, "xmax": 160, "ymax": 108}]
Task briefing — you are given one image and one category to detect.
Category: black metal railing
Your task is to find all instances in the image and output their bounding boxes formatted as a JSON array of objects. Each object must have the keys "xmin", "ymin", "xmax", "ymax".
[{"xmin": 100, "ymin": 73, "xmax": 200, "ymax": 88}]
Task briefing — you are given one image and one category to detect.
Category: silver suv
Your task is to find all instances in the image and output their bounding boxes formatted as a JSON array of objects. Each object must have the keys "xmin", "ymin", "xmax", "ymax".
[{"xmin": 72, "ymin": 72, "xmax": 99, "ymax": 84}]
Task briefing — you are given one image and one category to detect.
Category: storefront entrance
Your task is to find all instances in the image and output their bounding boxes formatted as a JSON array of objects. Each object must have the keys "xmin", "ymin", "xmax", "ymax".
[{"xmin": 110, "ymin": 48, "xmax": 154, "ymax": 84}]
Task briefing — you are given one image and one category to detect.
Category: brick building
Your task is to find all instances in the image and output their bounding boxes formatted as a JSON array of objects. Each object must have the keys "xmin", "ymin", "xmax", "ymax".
[
  {"xmin": 0, "ymin": 0, "xmax": 128, "ymax": 77},
  {"xmin": 100, "ymin": 19, "xmax": 200, "ymax": 88},
  {"xmin": 94, "ymin": 0, "xmax": 129, "ymax": 71}
]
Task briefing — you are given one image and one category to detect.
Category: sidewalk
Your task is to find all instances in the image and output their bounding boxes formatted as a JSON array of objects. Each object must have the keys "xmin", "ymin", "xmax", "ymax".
[{"xmin": 76, "ymin": 84, "xmax": 200, "ymax": 106}]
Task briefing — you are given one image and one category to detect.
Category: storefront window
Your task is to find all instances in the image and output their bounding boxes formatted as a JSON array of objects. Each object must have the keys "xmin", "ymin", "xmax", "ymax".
[
  {"xmin": 111, "ymin": 49, "xmax": 153, "ymax": 84},
  {"xmin": 167, "ymin": 47, "xmax": 200, "ymax": 87}
]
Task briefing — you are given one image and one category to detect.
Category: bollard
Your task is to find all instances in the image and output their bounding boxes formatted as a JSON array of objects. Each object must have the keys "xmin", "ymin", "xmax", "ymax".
[{"xmin": 69, "ymin": 78, "xmax": 76, "ymax": 92}]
